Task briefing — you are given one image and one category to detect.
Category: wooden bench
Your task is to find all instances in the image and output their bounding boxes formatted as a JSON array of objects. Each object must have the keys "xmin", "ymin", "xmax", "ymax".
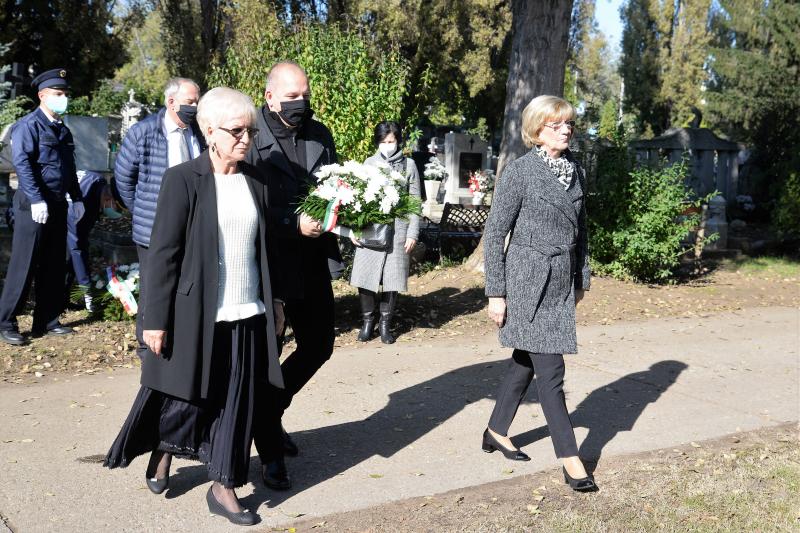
[{"xmin": 420, "ymin": 202, "xmax": 490, "ymax": 259}]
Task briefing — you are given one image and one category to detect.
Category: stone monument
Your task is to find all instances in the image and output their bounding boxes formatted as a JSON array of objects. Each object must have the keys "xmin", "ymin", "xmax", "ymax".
[{"xmin": 444, "ymin": 132, "xmax": 488, "ymax": 204}]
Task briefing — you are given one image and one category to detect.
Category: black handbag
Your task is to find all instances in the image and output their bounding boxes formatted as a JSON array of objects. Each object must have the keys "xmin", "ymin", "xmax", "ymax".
[{"xmin": 357, "ymin": 222, "xmax": 395, "ymax": 251}]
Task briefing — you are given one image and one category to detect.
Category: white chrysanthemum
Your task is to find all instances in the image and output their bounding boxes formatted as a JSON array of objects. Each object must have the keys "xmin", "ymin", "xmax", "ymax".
[
  {"xmin": 380, "ymin": 196, "xmax": 394, "ymax": 214},
  {"xmin": 352, "ymin": 201, "xmax": 362, "ymax": 213},
  {"xmin": 383, "ymin": 184, "xmax": 400, "ymax": 204},
  {"xmin": 315, "ymin": 164, "xmax": 339, "ymax": 181},
  {"xmin": 337, "ymin": 186, "xmax": 356, "ymax": 205}
]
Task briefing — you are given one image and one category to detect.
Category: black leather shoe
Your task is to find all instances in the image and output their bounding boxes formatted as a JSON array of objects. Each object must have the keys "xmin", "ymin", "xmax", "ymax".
[
  {"xmin": 282, "ymin": 426, "xmax": 299, "ymax": 457},
  {"xmin": 206, "ymin": 486, "xmax": 258, "ymax": 526},
  {"xmin": 482, "ymin": 428, "xmax": 530, "ymax": 461},
  {"xmin": 31, "ymin": 325, "xmax": 74, "ymax": 337},
  {"xmin": 46, "ymin": 325, "xmax": 75, "ymax": 335},
  {"xmin": 0, "ymin": 330, "xmax": 25, "ymax": 345},
  {"xmin": 563, "ymin": 466, "xmax": 598, "ymax": 492},
  {"xmin": 146, "ymin": 475, "xmax": 169, "ymax": 495},
  {"xmin": 262, "ymin": 456, "xmax": 292, "ymax": 490}
]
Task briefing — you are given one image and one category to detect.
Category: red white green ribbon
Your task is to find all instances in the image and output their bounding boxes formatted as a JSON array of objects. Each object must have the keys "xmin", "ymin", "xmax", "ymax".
[{"xmin": 322, "ymin": 199, "xmax": 340, "ymax": 232}]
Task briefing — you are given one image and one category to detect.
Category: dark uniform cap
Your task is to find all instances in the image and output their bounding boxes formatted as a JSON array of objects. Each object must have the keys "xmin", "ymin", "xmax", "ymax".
[{"xmin": 31, "ymin": 68, "xmax": 70, "ymax": 91}]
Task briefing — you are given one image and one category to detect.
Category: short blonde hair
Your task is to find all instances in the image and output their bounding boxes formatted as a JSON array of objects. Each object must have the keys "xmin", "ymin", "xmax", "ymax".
[
  {"xmin": 196, "ymin": 87, "xmax": 258, "ymax": 143},
  {"xmin": 521, "ymin": 95, "xmax": 577, "ymax": 148}
]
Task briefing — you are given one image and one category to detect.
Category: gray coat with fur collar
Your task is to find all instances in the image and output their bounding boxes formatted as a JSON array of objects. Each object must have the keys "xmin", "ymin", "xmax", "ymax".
[{"xmin": 484, "ymin": 148, "xmax": 590, "ymax": 354}]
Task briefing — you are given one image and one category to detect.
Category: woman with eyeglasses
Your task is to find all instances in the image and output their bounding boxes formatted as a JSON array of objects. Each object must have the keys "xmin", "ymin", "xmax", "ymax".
[
  {"xmin": 104, "ymin": 87, "xmax": 285, "ymax": 525},
  {"xmin": 481, "ymin": 95, "xmax": 597, "ymax": 493}
]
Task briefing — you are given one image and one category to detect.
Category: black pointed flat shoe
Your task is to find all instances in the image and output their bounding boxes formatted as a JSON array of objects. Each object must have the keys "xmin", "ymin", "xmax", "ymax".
[
  {"xmin": 206, "ymin": 486, "xmax": 258, "ymax": 526},
  {"xmin": 146, "ymin": 474, "xmax": 169, "ymax": 495},
  {"xmin": 481, "ymin": 428, "xmax": 530, "ymax": 461},
  {"xmin": 563, "ymin": 466, "xmax": 598, "ymax": 492}
]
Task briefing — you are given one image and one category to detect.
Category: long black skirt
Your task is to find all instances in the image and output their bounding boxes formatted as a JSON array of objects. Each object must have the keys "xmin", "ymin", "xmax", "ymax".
[{"xmin": 104, "ymin": 314, "xmax": 267, "ymax": 488}]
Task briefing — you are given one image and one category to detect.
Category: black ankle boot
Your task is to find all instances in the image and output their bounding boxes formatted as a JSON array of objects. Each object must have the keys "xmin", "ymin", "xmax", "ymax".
[
  {"xmin": 357, "ymin": 289, "xmax": 377, "ymax": 342},
  {"xmin": 378, "ymin": 291, "xmax": 397, "ymax": 344}
]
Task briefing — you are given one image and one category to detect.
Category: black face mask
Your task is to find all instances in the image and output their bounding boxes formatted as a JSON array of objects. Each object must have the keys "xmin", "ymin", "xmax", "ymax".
[
  {"xmin": 176, "ymin": 104, "xmax": 198, "ymax": 126},
  {"xmin": 276, "ymin": 99, "xmax": 312, "ymax": 128}
]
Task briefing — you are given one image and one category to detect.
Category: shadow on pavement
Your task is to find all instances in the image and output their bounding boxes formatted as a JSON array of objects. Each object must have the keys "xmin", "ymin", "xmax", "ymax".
[
  {"xmin": 331, "ymin": 287, "xmax": 487, "ymax": 338},
  {"xmin": 514, "ymin": 360, "xmax": 688, "ymax": 461},
  {"xmin": 160, "ymin": 358, "xmax": 687, "ymax": 513}
]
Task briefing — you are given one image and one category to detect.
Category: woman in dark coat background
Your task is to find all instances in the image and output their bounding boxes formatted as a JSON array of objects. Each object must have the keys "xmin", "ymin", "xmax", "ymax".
[
  {"xmin": 104, "ymin": 87, "xmax": 285, "ymax": 525},
  {"xmin": 349, "ymin": 121, "xmax": 421, "ymax": 344},
  {"xmin": 481, "ymin": 95, "xmax": 597, "ymax": 493}
]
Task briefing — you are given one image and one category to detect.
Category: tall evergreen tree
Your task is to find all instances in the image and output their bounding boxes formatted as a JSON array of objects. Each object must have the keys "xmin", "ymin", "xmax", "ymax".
[
  {"xmin": 619, "ymin": 0, "xmax": 667, "ymax": 135},
  {"xmin": 0, "ymin": 0, "xmax": 138, "ymax": 96}
]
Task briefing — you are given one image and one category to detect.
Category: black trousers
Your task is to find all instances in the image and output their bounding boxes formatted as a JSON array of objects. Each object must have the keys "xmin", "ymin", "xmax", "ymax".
[
  {"xmin": 254, "ymin": 267, "xmax": 336, "ymax": 462},
  {"xmin": 0, "ymin": 194, "xmax": 68, "ymax": 332},
  {"xmin": 488, "ymin": 350, "xmax": 579, "ymax": 458},
  {"xmin": 135, "ymin": 244, "xmax": 149, "ymax": 358}
]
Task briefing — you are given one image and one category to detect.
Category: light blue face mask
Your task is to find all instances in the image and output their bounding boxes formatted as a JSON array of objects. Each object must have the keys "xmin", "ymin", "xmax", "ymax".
[
  {"xmin": 103, "ymin": 207, "xmax": 123, "ymax": 219},
  {"xmin": 45, "ymin": 94, "xmax": 69, "ymax": 115}
]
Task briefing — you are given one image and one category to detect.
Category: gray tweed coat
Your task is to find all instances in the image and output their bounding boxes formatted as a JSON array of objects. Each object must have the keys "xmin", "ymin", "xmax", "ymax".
[
  {"xmin": 484, "ymin": 148, "xmax": 590, "ymax": 354},
  {"xmin": 349, "ymin": 149, "xmax": 421, "ymax": 292}
]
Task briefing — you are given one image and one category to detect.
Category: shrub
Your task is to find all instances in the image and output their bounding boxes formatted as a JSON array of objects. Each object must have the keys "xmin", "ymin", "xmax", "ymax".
[
  {"xmin": 772, "ymin": 162, "xmax": 800, "ymax": 238},
  {"xmin": 0, "ymin": 95, "xmax": 33, "ymax": 133},
  {"xmin": 589, "ymin": 146, "xmax": 716, "ymax": 282},
  {"xmin": 208, "ymin": 22, "xmax": 410, "ymax": 162}
]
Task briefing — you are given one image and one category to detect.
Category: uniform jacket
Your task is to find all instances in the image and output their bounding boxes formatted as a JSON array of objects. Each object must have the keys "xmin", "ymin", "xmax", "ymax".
[
  {"xmin": 11, "ymin": 108, "xmax": 81, "ymax": 204},
  {"xmin": 114, "ymin": 108, "xmax": 206, "ymax": 247},
  {"xmin": 245, "ymin": 108, "xmax": 340, "ymax": 298},
  {"xmin": 349, "ymin": 149, "xmax": 421, "ymax": 293},
  {"xmin": 141, "ymin": 152, "xmax": 284, "ymax": 401},
  {"xmin": 484, "ymin": 148, "xmax": 590, "ymax": 354}
]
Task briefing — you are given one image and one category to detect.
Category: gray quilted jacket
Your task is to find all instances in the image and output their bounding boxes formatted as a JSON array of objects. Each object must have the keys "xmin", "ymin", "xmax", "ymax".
[{"xmin": 484, "ymin": 148, "xmax": 590, "ymax": 354}]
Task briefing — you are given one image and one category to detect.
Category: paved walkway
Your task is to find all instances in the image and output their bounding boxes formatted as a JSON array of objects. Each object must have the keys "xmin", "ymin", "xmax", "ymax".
[{"xmin": 0, "ymin": 306, "xmax": 797, "ymax": 532}]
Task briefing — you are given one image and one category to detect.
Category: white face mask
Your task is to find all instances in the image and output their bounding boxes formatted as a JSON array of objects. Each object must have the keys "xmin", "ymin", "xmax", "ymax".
[{"xmin": 379, "ymin": 142, "xmax": 398, "ymax": 157}]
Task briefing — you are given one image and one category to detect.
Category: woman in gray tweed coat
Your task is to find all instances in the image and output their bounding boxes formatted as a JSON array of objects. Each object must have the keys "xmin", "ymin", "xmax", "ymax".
[
  {"xmin": 350, "ymin": 121, "xmax": 421, "ymax": 344},
  {"xmin": 481, "ymin": 95, "xmax": 597, "ymax": 493}
]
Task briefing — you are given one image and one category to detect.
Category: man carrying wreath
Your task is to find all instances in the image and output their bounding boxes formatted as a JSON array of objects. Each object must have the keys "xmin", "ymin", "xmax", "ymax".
[{"xmin": 246, "ymin": 61, "xmax": 340, "ymax": 491}]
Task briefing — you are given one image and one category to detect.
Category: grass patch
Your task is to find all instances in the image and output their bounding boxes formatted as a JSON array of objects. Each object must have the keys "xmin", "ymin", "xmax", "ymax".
[
  {"xmin": 721, "ymin": 255, "xmax": 800, "ymax": 277},
  {"xmin": 292, "ymin": 424, "xmax": 800, "ymax": 533}
]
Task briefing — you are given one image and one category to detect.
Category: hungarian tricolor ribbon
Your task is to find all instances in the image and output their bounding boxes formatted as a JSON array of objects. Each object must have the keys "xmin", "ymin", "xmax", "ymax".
[
  {"xmin": 106, "ymin": 266, "xmax": 138, "ymax": 315},
  {"xmin": 321, "ymin": 179, "xmax": 351, "ymax": 232}
]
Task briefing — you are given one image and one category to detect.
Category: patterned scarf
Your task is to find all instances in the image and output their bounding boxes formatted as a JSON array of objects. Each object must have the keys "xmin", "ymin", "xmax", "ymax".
[{"xmin": 535, "ymin": 145, "xmax": 574, "ymax": 190}]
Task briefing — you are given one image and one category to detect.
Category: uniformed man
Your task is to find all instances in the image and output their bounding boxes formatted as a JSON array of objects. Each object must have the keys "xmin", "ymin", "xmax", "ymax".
[{"xmin": 0, "ymin": 68, "xmax": 84, "ymax": 345}]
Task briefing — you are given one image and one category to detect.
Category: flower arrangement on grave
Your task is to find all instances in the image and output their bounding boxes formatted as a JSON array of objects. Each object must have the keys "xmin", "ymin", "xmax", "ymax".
[
  {"xmin": 72, "ymin": 263, "xmax": 139, "ymax": 321},
  {"xmin": 296, "ymin": 161, "xmax": 422, "ymax": 248},
  {"xmin": 423, "ymin": 156, "xmax": 447, "ymax": 181},
  {"xmin": 468, "ymin": 169, "xmax": 495, "ymax": 195}
]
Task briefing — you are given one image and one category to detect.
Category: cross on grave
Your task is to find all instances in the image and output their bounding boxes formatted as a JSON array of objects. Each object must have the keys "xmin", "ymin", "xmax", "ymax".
[{"xmin": 128, "ymin": 88, "xmax": 136, "ymax": 102}]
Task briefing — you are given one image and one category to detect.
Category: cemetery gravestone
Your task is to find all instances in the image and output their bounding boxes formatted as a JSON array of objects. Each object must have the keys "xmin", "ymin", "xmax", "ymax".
[{"xmin": 444, "ymin": 132, "xmax": 488, "ymax": 204}]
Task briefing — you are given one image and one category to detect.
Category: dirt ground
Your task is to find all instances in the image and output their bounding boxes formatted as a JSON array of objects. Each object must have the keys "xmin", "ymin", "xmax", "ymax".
[
  {"xmin": 1, "ymin": 257, "xmax": 798, "ymax": 383},
  {"xmin": 287, "ymin": 422, "xmax": 800, "ymax": 533}
]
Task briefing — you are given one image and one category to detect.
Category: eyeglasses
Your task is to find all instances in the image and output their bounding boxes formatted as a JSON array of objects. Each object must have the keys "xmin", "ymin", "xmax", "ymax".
[
  {"xmin": 544, "ymin": 120, "xmax": 576, "ymax": 130},
  {"xmin": 218, "ymin": 127, "xmax": 259, "ymax": 140}
]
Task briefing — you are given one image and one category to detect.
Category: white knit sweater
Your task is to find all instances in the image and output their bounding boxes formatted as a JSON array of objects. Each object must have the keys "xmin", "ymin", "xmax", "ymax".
[{"xmin": 214, "ymin": 173, "xmax": 265, "ymax": 322}]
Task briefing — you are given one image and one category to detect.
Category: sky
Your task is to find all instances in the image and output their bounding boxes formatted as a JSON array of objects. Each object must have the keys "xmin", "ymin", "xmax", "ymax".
[{"xmin": 595, "ymin": 0, "xmax": 625, "ymax": 54}]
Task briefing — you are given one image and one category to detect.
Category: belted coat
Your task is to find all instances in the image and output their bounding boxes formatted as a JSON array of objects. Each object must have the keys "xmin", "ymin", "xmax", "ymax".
[{"xmin": 484, "ymin": 148, "xmax": 590, "ymax": 354}]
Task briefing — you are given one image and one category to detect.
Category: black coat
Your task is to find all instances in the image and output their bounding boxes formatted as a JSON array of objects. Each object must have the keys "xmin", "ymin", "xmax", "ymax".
[
  {"xmin": 140, "ymin": 151, "xmax": 284, "ymax": 401},
  {"xmin": 245, "ymin": 109, "xmax": 341, "ymax": 298}
]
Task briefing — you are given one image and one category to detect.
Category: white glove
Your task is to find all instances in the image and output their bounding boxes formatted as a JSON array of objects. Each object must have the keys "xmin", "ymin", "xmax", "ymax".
[
  {"xmin": 31, "ymin": 202, "xmax": 49, "ymax": 224},
  {"xmin": 70, "ymin": 201, "xmax": 85, "ymax": 222}
]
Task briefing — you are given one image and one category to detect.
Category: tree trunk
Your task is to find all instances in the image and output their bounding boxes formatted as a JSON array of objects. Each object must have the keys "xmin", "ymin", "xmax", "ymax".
[
  {"xmin": 466, "ymin": 0, "xmax": 573, "ymax": 272},
  {"xmin": 496, "ymin": 0, "xmax": 574, "ymax": 177}
]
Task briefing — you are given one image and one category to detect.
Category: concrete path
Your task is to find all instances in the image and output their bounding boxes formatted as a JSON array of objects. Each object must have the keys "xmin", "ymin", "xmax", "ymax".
[{"xmin": 0, "ymin": 306, "xmax": 797, "ymax": 532}]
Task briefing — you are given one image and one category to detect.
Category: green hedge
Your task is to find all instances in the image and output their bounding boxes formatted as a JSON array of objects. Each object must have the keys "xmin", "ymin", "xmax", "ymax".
[{"xmin": 208, "ymin": 23, "xmax": 410, "ymax": 163}]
